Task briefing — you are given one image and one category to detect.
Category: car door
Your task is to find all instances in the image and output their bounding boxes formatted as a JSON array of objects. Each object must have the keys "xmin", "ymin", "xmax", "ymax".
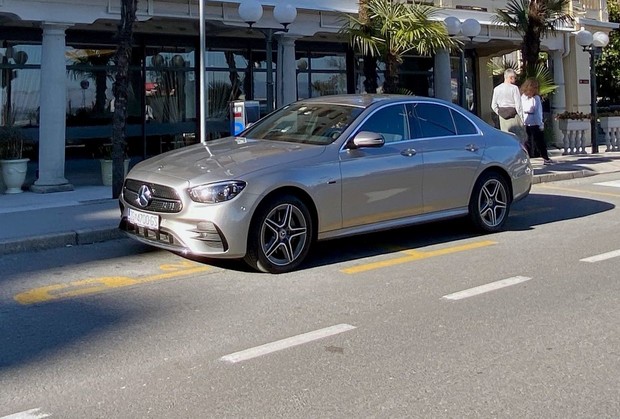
[
  {"xmin": 407, "ymin": 102, "xmax": 484, "ymax": 213},
  {"xmin": 339, "ymin": 103, "xmax": 424, "ymax": 228}
]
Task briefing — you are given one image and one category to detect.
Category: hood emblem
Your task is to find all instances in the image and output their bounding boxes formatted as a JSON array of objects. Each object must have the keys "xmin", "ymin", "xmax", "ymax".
[{"xmin": 136, "ymin": 184, "xmax": 153, "ymax": 208}]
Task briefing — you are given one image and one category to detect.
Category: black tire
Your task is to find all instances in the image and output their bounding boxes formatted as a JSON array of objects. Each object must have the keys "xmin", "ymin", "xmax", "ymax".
[
  {"xmin": 244, "ymin": 194, "xmax": 313, "ymax": 274},
  {"xmin": 468, "ymin": 172, "xmax": 511, "ymax": 232}
]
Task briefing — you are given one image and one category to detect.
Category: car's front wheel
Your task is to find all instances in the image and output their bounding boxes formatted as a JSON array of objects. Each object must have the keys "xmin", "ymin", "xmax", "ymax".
[
  {"xmin": 244, "ymin": 194, "xmax": 313, "ymax": 274},
  {"xmin": 469, "ymin": 172, "xmax": 510, "ymax": 232}
]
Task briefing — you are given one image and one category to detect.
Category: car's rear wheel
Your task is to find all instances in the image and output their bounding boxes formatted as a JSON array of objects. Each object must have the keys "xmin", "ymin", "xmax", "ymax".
[
  {"xmin": 244, "ymin": 194, "xmax": 313, "ymax": 274},
  {"xmin": 469, "ymin": 172, "xmax": 510, "ymax": 232}
]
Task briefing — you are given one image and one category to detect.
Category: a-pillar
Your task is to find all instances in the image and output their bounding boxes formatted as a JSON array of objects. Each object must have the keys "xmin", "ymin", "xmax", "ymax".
[
  {"xmin": 276, "ymin": 35, "xmax": 298, "ymax": 108},
  {"xmin": 550, "ymin": 50, "xmax": 567, "ymax": 148},
  {"xmin": 31, "ymin": 22, "xmax": 73, "ymax": 193},
  {"xmin": 433, "ymin": 49, "xmax": 452, "ymax": 102}
]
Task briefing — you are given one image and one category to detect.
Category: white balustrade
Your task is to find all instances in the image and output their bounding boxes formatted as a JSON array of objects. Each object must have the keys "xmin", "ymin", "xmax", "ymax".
[
  {"xmin": 599, "ymin": 116, "xmax": 620, "ymax": 152},
  {"xmin": 558, "ymin": 119, "xmax": 590, "ymax": 155}
]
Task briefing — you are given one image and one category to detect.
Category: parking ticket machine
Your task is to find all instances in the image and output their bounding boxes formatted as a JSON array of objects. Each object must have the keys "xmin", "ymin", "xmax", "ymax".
[{"xmin": 230, "ymin": 100, "xmax": 260, "ymax": 135}]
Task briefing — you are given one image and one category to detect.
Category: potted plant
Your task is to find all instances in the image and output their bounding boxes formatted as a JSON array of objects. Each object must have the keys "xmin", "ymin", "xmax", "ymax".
[
  {"xmin": 97, "ymin": 143, "xmax": 129, "ymax": 186},
  {"xmin": 555, "ymin": 111, "xmax": 591, "ymax": 155},
  {"xmin": 0, "ymin": 125, "xmax": 30, "ymax": 194}
]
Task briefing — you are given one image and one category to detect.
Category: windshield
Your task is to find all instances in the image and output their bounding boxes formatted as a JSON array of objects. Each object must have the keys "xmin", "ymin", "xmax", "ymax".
[{"xmin": 241, "ymin": 103, "xmax": 364, "ymax": 145}]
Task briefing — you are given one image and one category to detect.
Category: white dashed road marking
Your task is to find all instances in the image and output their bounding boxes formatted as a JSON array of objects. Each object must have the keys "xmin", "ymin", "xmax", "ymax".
[
  {"xmin": 442, "ymin": 276, "xmax": 532, "ymax": 301},
  {"xmin": 1, "ymin": 408, "xmax": 50, "ymax": 419},
  {"xmin": 220, "ymin": 324, "xmax": 357, "ymax": 364},
  {"xmin": 593, "ymin": 180, "xmax": 620, "ymax": 188},
  {"xmin": 580, "ymin": 249, "xmax": 620, "ymax": 263}
]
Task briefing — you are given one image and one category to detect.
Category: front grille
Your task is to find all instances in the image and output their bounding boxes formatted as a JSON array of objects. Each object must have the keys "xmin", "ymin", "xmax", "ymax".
[{"xmin": 123, "ymin": 179, "xmax": 183, "ymax": 213}]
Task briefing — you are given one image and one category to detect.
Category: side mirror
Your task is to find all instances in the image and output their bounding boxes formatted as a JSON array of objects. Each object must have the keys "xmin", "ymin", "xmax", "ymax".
[{"xmin": 348, "ymin": 131, "xmax": 385, "ymax": 149}]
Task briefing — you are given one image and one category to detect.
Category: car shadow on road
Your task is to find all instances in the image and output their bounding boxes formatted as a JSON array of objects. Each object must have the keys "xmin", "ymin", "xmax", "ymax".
[
  {"xmin": 302, "ymin": 193, "xmax": 615, "ymax": 270},
  {"xmin": 507, "ymin": 192, "xmax": 615, "ymax": 230}
]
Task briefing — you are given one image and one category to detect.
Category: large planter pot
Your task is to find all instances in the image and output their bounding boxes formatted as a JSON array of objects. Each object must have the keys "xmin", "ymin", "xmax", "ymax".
[
  {"xmin": 0, "ymin": 158, "xmax": 30, "ymax": 194},
  {"xmin": 558, "ymin": 119, "xmax": 590, "ymax": 155},
  {"xmin": 598, "ymin": 116, "xmax": 620, "ymax": 152},
  {"xmin": 100, "ymin": 159, "xmax": 130, "ymax": 186}
]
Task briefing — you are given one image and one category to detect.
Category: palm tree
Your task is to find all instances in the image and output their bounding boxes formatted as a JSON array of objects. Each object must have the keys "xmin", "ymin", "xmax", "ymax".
[
  {"xmin": 596, "ymin": 0, "xmax": 620, "ymax": 103},
  {"xmin": 342, "ymin": 0, "xmax": 455, "ymax": 93},
  {"xmin": 494, "ymin": 0, "xmax": 573, "ymax": 77},
  {"xmin": 356, "ymin": 0, "xmax": 378, "ymax": 93},
  {"xmin": 111, "ymin": 0, "xmax": 137, "ymax": 197},
  {"xmin": 66, "ymin": 49, "xmax": 115, "ymax": 114},
  {"xmin": 488, "ymin": 58, "xmax": 557, "ymax": 96}
]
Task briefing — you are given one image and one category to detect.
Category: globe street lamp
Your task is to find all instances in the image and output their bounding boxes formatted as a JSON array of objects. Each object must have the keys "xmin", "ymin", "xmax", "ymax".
[
  {"xmin": 238, "ymin": 0, "xmax": 297, "ymax": 114},
  {"xmin": 576, "ymin": 28, "xmax": 609, "ymax": 154},
  {"xmin": 444, "ymin": 17, "xmax": 480, "ymax": 109}
]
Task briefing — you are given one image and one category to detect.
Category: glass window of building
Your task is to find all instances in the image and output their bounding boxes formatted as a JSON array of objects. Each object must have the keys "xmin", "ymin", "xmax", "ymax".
[{"xmin": 297, "ymin": 51, "xmax": 347, "ymax": 99}]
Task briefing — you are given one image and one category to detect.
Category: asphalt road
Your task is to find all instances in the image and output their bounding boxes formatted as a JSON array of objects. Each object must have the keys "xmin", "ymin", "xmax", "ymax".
[{"xmin": 1, "ymin": 173, "xmax": 619, "ymax": 418}]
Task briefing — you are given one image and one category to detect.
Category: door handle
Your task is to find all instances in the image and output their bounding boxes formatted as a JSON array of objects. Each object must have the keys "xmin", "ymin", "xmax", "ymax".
[
  {"xmin": 401, "ymin": 148, "xmax": 417, "ymax": 157},
  {"xmin": 465, "ymin": 144, "xmax": 479, "ymax": 152}
]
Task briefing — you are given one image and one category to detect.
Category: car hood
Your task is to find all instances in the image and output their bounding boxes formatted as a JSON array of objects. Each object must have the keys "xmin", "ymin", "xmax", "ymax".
[{"xmin": 129, "ymin": 137, "xmax": 326, "ymax": 183}]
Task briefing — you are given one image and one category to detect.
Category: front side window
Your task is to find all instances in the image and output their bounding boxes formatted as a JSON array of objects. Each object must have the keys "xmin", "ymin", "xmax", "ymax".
[{"xmin": 358, "ymin": 105, "xmax": 408, "ymax": 143}]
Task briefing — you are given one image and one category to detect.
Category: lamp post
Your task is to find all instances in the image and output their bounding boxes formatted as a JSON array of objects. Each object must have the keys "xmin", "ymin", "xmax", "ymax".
[
  {"xmin": 199, "ymin": 0, "xmax": 207, "ymax": 144},
  {"xmin": 444, "ymin": 17, "xmax": 480, "ymax": 109},
  {"xmin": 238, "ymin": 0, "xmax": 296, "ymax": 114},
  {"xmin": 576, "ymin": 28, "xmax": 609, "ymax": 154}
]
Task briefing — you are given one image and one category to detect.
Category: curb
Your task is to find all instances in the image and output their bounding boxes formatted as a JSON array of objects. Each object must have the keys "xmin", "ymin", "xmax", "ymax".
[
  {"xmin": 531, "ymin": 170, "xmax": 595, "ymax": 184},
  {"xmin": 0, "ymin": 227, "xmax": 124, "ymax": 256}
]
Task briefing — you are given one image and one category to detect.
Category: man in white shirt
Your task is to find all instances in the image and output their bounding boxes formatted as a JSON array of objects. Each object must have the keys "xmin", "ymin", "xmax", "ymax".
[{"xmin": 491, "ymin": 68, "xmax": 526, "ymax": 142}]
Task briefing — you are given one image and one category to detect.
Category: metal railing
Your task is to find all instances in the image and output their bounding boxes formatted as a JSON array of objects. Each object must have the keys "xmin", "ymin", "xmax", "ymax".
[{"xmin": 433, "ymin": 0, "xmax": 607, "ymax": 22}]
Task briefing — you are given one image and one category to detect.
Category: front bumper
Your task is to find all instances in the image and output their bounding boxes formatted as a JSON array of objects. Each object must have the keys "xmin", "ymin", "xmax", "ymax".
[{"xmin": 119, "ymin": 179, "xmax": 258, "ymax": 259}]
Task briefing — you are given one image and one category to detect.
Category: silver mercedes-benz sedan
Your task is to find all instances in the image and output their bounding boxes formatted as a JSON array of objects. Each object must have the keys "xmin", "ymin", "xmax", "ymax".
[{"xmin": 119, "ymin": 95, "xmax": 532, "ymax": 273}]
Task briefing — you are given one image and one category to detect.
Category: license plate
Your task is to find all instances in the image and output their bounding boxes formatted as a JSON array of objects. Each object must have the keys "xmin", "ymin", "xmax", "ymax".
[{"xmin": 128, "ymin": 208, "xmax": 159, "ymax": 229}]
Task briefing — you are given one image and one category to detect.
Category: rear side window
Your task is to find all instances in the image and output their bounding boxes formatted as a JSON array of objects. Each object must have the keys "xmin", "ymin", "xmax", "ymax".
[
  {"xmin": 412, "ymin": 103, "xmax": 456, "ymax": 138},
  {"xmin": 451, "ymin": 109, "xmax": 478, "ymax": 135}
]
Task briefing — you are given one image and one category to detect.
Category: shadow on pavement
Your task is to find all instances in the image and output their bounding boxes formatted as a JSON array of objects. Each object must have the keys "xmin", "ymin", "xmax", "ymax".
[
  {"xmin": 0, "ymin": 299, "xmax": 139, "ymax": 370},
  {"xmin": 303, "ymin": 193, "xmax": 614, "ymax": 270}
]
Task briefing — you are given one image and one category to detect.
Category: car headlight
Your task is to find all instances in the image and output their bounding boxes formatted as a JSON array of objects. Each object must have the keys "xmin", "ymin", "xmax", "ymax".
[{"xmin": 189, "ymin": 181, "xmax": 247, "ymax": 204}]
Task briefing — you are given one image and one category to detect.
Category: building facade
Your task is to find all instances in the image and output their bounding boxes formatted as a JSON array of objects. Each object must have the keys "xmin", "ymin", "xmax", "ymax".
[{"xmin": 0, "ymin": 0, "xmax": 615, "ymax": 192}]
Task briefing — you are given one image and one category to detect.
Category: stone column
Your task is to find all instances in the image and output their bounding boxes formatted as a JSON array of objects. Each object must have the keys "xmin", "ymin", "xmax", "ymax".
[
  {"xmin": 31, "ymin": 22, "xmax": 73, "ymax": 193},
  {"xmin": 434, "ymin": 49, "xmax": 452, "ymax": 102},
  {"xmin": 276, "ymin": 35, "xmax": 298, "ymax": 108},
  {"xmin": 550, "ymin": 50, "xmax": 567, "ymax": 148}
]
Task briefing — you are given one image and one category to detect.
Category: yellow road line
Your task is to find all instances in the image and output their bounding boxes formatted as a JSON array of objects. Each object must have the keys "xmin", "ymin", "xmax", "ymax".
[
  {"xmin": 340, "ymin": 240, "xmax": 497, "ymax": 274},
  {"xmin": 539, "ymin": 184, "xmax": 620, "ymax": 198},
  {"xmin": 15, "ymin": 261, "xmax": 210, "ymax": 305}
]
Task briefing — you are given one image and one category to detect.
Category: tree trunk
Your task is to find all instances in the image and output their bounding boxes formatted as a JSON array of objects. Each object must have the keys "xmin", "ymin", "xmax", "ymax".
[
  {"xmin": 363, "ymin": 55, "xmax": 378, "ymax": 93},
  {"xmin": 358, "ymin": 0, "xmax": 378, "ymax": 93},
  {"xmin": 382, "ymin": 52, "xmax": 399, "ymax": 94},
  {"xmin": 111, "ymin": 0, "xmax": 137, "ymax": 198}
]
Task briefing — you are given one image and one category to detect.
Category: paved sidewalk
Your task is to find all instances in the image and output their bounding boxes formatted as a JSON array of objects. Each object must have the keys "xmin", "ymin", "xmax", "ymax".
[{"xmin": 1, "ymin": 148, "xmax": 620, "ymax": 256}]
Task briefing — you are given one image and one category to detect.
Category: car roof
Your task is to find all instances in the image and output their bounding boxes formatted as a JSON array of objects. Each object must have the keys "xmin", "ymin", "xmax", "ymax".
[{"xmin": 299, "ymin": 94, "xmax": 453, "ymax": 108}]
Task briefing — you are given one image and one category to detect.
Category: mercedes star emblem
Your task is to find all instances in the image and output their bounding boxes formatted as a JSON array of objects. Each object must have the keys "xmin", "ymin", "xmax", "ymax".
[{"xmin": 136, "ymin": 184, "xmax": 153, "ymax": 208}]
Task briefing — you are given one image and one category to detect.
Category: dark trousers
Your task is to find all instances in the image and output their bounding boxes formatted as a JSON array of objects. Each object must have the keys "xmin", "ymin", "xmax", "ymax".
[{"xmin": 525, "ymin": 125, "xmax": 550, "ymax": 160}]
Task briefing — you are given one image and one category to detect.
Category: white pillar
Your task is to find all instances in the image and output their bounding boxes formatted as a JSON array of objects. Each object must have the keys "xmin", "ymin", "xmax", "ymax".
[
  {"xmin": 434, "ymin": 49, "xmax": 452, "ymax": 102},
  {"xmin": 31, "ymin": 23, "xmax": 73, "ymax": 193},
  {"xmin": 550, "ymin": 50, "xmax": 567, "ymax": 148},
  {"xmin": 276, "ymin": 35, "xmax": 298, "ymax": 108}
]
